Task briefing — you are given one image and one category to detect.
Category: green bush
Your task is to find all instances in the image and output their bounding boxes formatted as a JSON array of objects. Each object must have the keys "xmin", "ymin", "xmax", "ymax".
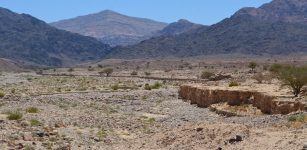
[
  {"xmin": 144, "ymin": 83, "xmax": 152, "ymax": 90},
  {"xmin": 229, "ymin": 81, "xmax": 239, "ymax": 87},
  {"xmin": 111, "ymin": 84, "xmax": 119, "ymax": 91},
  {"xmin": 26, "ymin": 107, "xmax": 39, "ymax": 113},
  {"xmin": 30, "ymin": 119, "xmax": 41, "ymax": 126},
  {"xmin": 288, "ymin": 114, "xmax": 306, "ymax": 122},
  {"xmin": 7, "ymin": 112, "xmax": 23, "ymax": 120},
  {"xmin": 151, "ymin": 82, "xmax": 162, "ymax": 89}
]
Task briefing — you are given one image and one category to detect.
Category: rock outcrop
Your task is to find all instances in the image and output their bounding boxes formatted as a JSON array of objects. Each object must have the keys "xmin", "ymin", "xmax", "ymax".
[{"xmin": 179, "ymin": 84, "xmax": 306, "ymax": 114}]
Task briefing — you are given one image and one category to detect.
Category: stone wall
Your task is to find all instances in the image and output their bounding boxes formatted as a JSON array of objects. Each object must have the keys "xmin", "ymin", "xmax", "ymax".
[{"xmin": 179, "ymin": 84, "xmax": 306, "ymax": 114}]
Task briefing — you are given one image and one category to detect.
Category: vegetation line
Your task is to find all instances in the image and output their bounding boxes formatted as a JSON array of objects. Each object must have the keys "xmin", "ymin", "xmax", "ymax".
[{"xmin": 40, "ymin": 73, "xmax": 207, "ymax": 83}]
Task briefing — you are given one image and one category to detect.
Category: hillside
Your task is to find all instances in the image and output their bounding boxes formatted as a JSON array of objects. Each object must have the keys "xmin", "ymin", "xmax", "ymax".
[
  {"xmin": 50, "ymin": 10, "xmax": 167, "ymax": 46},
  {"xmin": 108, "ymin": 0, "xmax": 307, "ymax": 59},
  {"xmin": 0, "ymin": 7, "xmax": 110, "ymax": 67}
]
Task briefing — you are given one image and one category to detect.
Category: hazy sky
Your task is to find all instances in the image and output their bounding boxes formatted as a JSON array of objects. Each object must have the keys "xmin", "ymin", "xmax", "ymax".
[{"xmin": 0, "ymin": 0, "xmax": 271, "ymax": 25}]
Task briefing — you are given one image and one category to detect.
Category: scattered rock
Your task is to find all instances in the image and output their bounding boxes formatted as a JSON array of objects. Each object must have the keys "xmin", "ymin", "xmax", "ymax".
[
  {"xmin": 196, "ymin": 127, "xmax": 203, "ymax": 132},
  {"xmin": 228, "ymin": 135, "xmax": 243, "ymax": 144},
  {"xmin": 23, "ymin": 132, "xmax": 34, "ymax": 141},
  {"xmin": 35, "ymin": 131, "xmax": 45, "ymax": 137}
]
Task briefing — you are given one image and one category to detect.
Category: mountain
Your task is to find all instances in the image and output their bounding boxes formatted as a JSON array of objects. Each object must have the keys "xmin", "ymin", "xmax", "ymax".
[
  {"xmin": 157, "ymin": 19, "xmax": 204, "ymax": 36},
  {"xmin": 0, "ymin": 7, "xmax": 110, "ymax": 67},
  {"xmin": 50, "ymin": 10, "xmax": 167, "ymax": 47},
  {"xmin": 108, "ymin": 0, "xmax": 307, "ymax": 59}
]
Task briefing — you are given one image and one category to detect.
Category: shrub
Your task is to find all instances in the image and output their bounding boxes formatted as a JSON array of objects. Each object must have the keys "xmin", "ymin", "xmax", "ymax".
[
  {"xmin": 200, "ymin": 71, "xmax": 214, "ymax": 79},
  {"xmin": 248, "ymin": 62, "xmax": 257, "ymax": 71},
  {"xmin": 30, "ymin": 119, "xmax": 41, "ymax": 126},
  {"xmin": 144, "ymin": 83, "xmax": 152, "ymax": 90},
  {"xmin": 229, "ymin": 81, "xmax": 239, "ymax": 87},
  {"xmin": 0, "ymin": 91, "xmax": 5, "ymax": 98},
  {"xmin": 274, "ymin": 65, "xmax": 307, "ymax": 97},
  {"xmin": 152, "ymin": 82, "xmax": 162, "ymax": 89},
  {"xmin": 99, "ymin": 68, "xmax": 113, "ymax": 77},
  {"xmin": 111, "ymin": 84, "xmax": 119, "ymax": 91},
  {"xmin": 144, "ymin": 82, "xmax": 162, "ymax": 90},
  {"xmin": 26, "ymin": 107, "xmax": 39, "ymax": 113},
  {"xmin": 131, "ymin": 71, "xmax": 138, "ymax": 76},
  {"xmin": 288, "ymin": 114, "xmax": 307, "ymax": 122},
  {"xmin": 97, "ymin": 129, "xmax": 107, "ymax": 141},
  {"xmin": 7, "ymin": 112, "xmax": 23, "ymax": 120}
]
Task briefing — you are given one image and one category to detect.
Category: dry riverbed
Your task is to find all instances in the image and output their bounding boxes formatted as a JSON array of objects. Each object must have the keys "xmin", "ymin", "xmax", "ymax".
[{"xmin": 0, "ymin": 72, "xmax": 306, "ymax": 150}]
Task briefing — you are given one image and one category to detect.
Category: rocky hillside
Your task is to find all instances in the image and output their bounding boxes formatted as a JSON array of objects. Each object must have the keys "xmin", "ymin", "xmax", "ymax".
[
  {"xmin": 108, "ymin": 0, "xmax": 307, "ymax": 59},
  {"xmin": 0, "ymin": 7, "xmax": 110, "ymax": 67},
  {"xmin": 50, "ymin": 10, "xmax": 167, "ymax": 46},
  {"xmin": 234, "ymin": 0, "xmax": 307, "ymax": 23}
]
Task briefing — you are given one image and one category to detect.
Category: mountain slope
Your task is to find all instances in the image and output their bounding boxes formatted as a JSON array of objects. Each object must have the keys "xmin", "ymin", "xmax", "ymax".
[
  {"xmin": 50, "ymin": 10, "xmax": 167, "ymax": 46},
  {"xmin": 0, "ymin": 7, "xmax": 110, "ymax": 67},
  {"xmin": 108, "ymin": 0, "xmax": 307, "ymax": 59}
]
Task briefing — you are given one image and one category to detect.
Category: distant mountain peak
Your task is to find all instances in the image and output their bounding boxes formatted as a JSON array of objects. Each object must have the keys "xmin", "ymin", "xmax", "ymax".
[
  {"xmin": 51, "ymin": 10, "xmax": 167, "ymax": 46},
  {"xmin": 157, "ymin": 19, "xmax": 204, "ymax": 36},
  {"xmin": 177, "ymin": 19, "xmax": 191, "ymax": 23}
]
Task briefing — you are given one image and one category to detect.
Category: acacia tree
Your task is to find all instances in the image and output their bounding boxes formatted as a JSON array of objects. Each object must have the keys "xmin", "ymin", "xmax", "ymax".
[
  {"xmin": 248, "ymin": 62, "xmax": 257, "ymax": 72},
  {"xmin": 273, "ymin": 65, "xmax": 307, "ymax": 97}
]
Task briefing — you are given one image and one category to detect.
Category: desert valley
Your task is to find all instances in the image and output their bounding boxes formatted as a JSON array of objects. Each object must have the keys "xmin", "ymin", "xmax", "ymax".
[{"xmin": 0, "ymin": 0, "xmax": 306, "ymax": 150}]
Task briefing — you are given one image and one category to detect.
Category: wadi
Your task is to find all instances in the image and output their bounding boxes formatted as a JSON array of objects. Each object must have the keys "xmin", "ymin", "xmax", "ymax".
[{"xmin": 0, "ymin": 0, "xmax": 306, "ymax": 150}]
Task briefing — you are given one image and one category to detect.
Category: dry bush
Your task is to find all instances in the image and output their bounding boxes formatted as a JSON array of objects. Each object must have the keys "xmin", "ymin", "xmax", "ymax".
[{"xmin": 201, "ymin": 71, "xmax": 214, "ymax": 79}]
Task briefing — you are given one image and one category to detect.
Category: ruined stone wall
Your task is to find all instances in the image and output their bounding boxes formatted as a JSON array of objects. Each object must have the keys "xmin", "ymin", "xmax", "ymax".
[{"xmin": 179, "ymin": 84, "xmax": 306, "ymax": 114}]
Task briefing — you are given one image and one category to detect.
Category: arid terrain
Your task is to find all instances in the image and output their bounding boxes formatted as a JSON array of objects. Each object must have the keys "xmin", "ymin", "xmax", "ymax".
[{"xmin": 0, "ymin": 58, "xmax": 306, "ymax": 150}]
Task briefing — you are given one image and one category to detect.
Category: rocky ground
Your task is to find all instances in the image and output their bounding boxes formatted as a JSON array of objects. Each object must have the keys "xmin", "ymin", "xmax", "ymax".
[{"xmin": 0, "ymin": 63, "xmax": 306, "ymax": 150}]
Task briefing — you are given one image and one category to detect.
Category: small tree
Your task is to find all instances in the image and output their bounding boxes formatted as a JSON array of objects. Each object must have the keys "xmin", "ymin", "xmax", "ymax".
[
  {"xmin": 99, "ymin": 68, "xmax": 113, "ymax": 77},
  {"xmin": 248, "ymin": 62, "xmax": 257, "ymax": 72},
  {"xmin": 274, "ymin": 65, "xmax": 307, "ymax": 97}
]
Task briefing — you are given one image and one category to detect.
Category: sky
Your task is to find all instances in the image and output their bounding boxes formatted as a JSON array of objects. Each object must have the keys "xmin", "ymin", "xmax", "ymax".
[{"xmin": 0, "ymin": 0, "xmax": 272, "ymax": 25}]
